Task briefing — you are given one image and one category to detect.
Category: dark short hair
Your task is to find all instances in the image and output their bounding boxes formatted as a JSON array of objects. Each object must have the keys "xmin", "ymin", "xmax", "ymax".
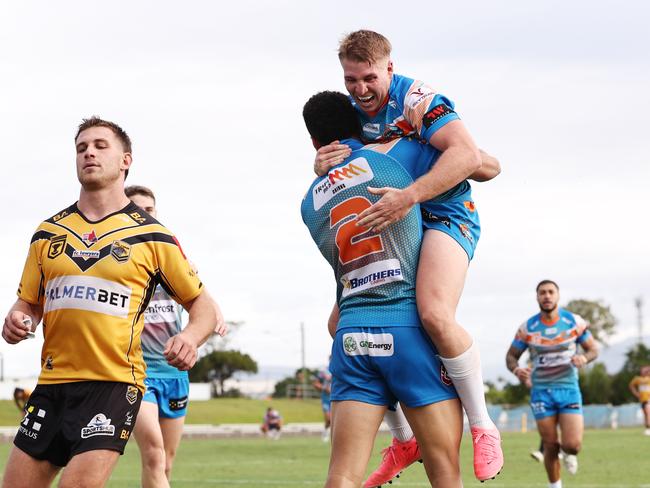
[
  {"xmin": 302, "ymin": 91, "xmax": 360, "ymax": 146},
  {"xmin": 125, "ymin": 185, "xmax": 156, "ymax": 205},
  {"xmin": 536, "ymin": 279, "xmax": 559, "ymax": 292},
  {"xmin": 76, "ymin": 116, "xmax": 132, "ymax": 179}
]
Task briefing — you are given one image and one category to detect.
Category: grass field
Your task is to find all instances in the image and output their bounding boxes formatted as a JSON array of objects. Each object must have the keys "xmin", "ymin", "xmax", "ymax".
[{"xmin": 0, "ymin": 429, "xmax": 646, "ymax": 487}]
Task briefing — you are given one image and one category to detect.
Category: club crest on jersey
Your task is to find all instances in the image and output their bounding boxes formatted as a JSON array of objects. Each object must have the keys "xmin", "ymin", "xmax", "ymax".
[
  {"xmin": 126, "ymin": 386, "xmax": 138, "ymax": 405},
  {"xmin": 82, "ymin": 230, "xmax": 98, "ymax": 246},
  {"xmin": 47, "ymin": 235, "xmax": 67, "ymax": 259},
  {"xmin": 110, "ymin": 240, "xmax": 131, "ymax": 263}
]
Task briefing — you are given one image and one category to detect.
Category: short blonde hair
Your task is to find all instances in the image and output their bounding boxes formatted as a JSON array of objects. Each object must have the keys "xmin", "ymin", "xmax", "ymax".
[{"xmin": 338, "ymin": 30, "xmax": 392, "ymax": 64}]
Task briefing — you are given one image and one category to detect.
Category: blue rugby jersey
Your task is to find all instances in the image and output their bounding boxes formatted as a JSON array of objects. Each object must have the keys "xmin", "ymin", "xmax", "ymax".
[
  {"xmin": 142, "ymin": 285, "xmax": 188, "ymax": 379},
  {"xmin": 301, "ymin": 144, "xmax": 422, "ymax": 329},
  {"xmin": 511, "ymin": 308, "xmax": 592, "ymax": 389},
  {"xmin": 353, "ymin": 73, "xmax": 459, "ymax": 144}
]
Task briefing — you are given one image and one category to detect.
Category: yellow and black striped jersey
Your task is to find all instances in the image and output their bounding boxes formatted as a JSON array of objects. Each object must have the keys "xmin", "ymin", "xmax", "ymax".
[{"xmin": 17, "ymin": 201, "xmax": 203, "ymax": 393}]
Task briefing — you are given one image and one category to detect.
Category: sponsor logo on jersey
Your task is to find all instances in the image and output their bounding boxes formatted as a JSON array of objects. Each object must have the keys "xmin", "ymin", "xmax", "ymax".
[
  {"xmin": 82, "ymin": 230, "xmax": 98, "ymax": 246},
  {"xmin": 45, "ymin": 355, "xmax": 53, "ymax": 370},
  {"xmin": 144, "ymin": 299, "xmax": 179, "ymax": 325},
  {"xmin": 422, "ymin": 104, "xmax": 455, "ymax": 129},
  {"xmin": 129, "ymin": 211, "xmax": 147, "ymax": 224},
  {"xmin": 342, "ymin": 332, "xmax": 394, "ymax": 356},
  {"xmin": 463, "ymin": 201, "xmax": 476, "ymax": 213},
  {"xmin": 312, "ymin": 157, "xmax": 374, "ymax": 211},
  {"xmin": 388, "ymin": 99, "xmax": 397, "ymax": 109},
  {"xmin": 124, "ymin": 411, "xmax": 134, "ymax": 427},
  {"xmin": 363, "ymin": 123, "xmax": 381, "ymax": 135},
  {"xmin": 126, "ymin": 385, "xmax": 139, "ymax": 405},
  {"xmin": 44, "ymin": 275, "xmax": 132, "ymax": 318},
  {"xmin": 81, "ymin": 413, "xmax": 115, "ymax": 438},
  {"xmin": 47, "ymin": 235, "xmax": 67, "ymax": 259},
  {"xmin": 52, "ymin": 210, "xmax": 69, "ymax": 222},
  {"xmin": 406, "ymin": 85, "xmax": 435, "ymax": 109},
  {"xmin": 110, "ymin": 240, "xmax": 131, "ymax": 263},
  {"xmin": 72, "ymin": 249, "xmax": 100, "ymax": 260},
  {"xmin": 340, "ymin": 259, "xmax": 402, "ymax": 298}
]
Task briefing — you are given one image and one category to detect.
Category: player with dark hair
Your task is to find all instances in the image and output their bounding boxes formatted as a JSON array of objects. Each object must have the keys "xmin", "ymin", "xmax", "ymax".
[{"xmin": 506, "ymin": 280, "xmax": 598, "ymax": 488}]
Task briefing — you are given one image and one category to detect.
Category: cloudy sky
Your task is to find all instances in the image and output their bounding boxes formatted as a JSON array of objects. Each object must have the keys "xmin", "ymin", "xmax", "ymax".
[{"xmin": 1, "ymin": 0, "xmax": 648, "ymax": 382}]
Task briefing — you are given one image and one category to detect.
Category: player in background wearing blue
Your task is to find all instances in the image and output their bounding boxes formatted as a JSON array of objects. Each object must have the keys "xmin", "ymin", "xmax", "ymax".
[
  {"xmin": 315, "ymin": 30, "xmax": 502, "ymax": 483},
  {"xmin": 506, "ymin": 280, "xmax": 598, "ymax": 488},
  {"xmin": 312, "ymin": 360, "xmax": 333, "ymax": 442},
  {"xmin": 313, "ymin": 30, "xmax": 502, "ymax": 482},
  {"xmin": 302, "ymin": 91, "xmax": 463, "ymax": 488},
  {"xmin": 126, "ymin": 186, "xmax": 226, "ymax": 488}
]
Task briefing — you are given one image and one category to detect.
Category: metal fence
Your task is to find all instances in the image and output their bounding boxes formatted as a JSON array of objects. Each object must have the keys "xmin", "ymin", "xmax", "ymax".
[{"xmin": 488, "ymin": 403, "xmax": 644, "ymax": 432}]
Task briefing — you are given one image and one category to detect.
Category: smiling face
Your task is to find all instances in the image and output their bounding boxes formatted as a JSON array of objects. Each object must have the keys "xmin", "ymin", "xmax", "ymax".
[
  {"xmin": 341, "ymin": 56, "xmax": 393, "ymax": 114},
  {"xmin": 536, "ymin": 283, "xmax": 560, "ymax": 314},
  {"xmin": 75, "ymin": 126, "xmax": 131, "ymax": 191}
]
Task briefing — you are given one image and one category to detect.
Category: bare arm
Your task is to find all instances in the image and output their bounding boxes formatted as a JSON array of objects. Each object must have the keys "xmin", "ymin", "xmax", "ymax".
[
  {"xmin": 164, "ymin": 288, "xmax": 225, "ymax": 370},
  {"xmin": 469, "ymin": 149, "xmax": 501, "ymax": 182},
  {"xmin": 356, "ymin": 120, "xmax": 481, "ymax": 232},
  {"xmin": 629, "ymin": 379, "xmax": 640, "ymax": 399},
  {"xmin": 571, "ymin": 336, "xmax": 598, "ymax": 368},
  {"xmin": 506, "ymin": 344, "xmax": 531, "ymax": 384},
  {"xmin": 327, "ymin": 302, "xmax": 340, "ymax": 339},
  {"xmin": 2, "ymin": 298, "xmax": 43, "ymax": 344}
]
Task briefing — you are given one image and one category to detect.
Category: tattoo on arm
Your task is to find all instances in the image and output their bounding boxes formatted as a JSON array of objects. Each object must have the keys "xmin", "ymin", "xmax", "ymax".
[{"xmin": 506, "ymin": 346, "xmax": 524, "ymax": 373}]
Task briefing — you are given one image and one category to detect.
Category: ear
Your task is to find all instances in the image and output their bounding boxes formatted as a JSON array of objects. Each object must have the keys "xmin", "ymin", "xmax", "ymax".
[
  {"xmin": 311, "ymin": 137, "xmax": 322, "ymax": 150},
  {"xmin": 387, "ymin": 59, "xmax": 394, "ymax": 74},
  {"xmin": 121, "ymin": 153, "xmax": 133, "ymax": 171}
]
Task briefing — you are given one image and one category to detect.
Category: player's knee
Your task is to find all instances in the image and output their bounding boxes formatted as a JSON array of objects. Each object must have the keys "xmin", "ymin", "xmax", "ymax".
[
  {"xmin": 419, "ymin": 306, "xmax": 454, "ymax": 339},
  {"xmin": 142, "ymin": 445, "xmax": 166, "ymax": 472},
  {"xmin": 543, "ymin": 440, "xmax": 560, "ymax": 455},
  {"xmin": 561, "ymin": 440, "xmax": 581, "ymax": 454}
]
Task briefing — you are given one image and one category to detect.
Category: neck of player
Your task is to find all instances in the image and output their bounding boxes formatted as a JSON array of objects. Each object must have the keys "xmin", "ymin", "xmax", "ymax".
[{"xmin": 78, "ymin": 183, "xmax": 131, "ymax": 221}]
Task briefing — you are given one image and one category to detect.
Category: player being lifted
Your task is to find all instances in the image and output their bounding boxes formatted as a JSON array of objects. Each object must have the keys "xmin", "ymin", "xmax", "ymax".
[
  {"xmin": 1, "ymin": 117, "xmax": 225, "ymax": 488},
  {"xmin": 506, "ymin": 280, "xmax": 598, "ymax": 488},
  {"xmin": 302, "ymin": 90, "xmax": 464, "ymax": 488},
  {"xmin": 314, "ymin": 30, "xmax": 502, "ymax": 482}
]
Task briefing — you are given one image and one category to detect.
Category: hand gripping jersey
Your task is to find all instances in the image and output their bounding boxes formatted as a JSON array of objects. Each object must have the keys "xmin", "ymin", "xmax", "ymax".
[
  {"xmin": 142, "ymin": 285, "xmax": 188, "ymax": 379},
  {"xmin": 353, "ymin": 73, "xmax": 459, "ymax": 145},
  {"xmin": 17, "ymin": 202, "xmax": 202, "ymax": 393},
  {"xmin": 301, "ymin": 145, "xmax": 422, "ymax": 329},
  {"xmin": 511, "ymin": 308, "xmax": 592, "ymax": 390}
]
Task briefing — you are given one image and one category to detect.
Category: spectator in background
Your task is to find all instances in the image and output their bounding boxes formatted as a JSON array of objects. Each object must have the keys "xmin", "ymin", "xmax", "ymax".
[{"xmin": 261, "ymin": 407, "xmax": 283, "ymax": 440}]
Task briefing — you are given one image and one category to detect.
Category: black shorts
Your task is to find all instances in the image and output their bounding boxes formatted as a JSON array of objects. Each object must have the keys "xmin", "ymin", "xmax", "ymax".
[{"xmin": 14, "ymin": 381, "xmax": 142, "ymax": 467}]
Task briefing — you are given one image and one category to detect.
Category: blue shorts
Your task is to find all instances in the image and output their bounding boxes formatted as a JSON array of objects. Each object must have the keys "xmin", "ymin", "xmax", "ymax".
[
  {"xmin": 420, "ymin": 199, "xmax": 480, "ymax": 260},
  {"xmin": 330, "ymin": 326, "xmax": 458, "ymax": 408},
  {"xmin": 143, "ymin": 377, "xmax": 189, "ymax": 419},
  {"xmin": 321, "ymin": 396, "xmax": 331, "ymax": 413},
  {"xmin": 530, "ymin": 387, "xmax": 582, "ymax": 420}
]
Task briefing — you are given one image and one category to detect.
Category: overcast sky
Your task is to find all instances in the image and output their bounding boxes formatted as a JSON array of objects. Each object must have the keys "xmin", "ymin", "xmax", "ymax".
[{"xmin": 1, "ymin": 0, "xmax": 648, "ymax": 382}]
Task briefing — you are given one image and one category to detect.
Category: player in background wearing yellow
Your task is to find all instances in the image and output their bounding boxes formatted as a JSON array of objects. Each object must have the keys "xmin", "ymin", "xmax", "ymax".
[
  {"xmin": 629, "ymin": 365, "xmax": 650, "ymax": 436},
  {"xmin": 13, "ymin": 388, "xmax": 32, "ymax": 414},
  {"xmin": 1, "ymin": 117, "xmax": 225, "ymax": 488}
]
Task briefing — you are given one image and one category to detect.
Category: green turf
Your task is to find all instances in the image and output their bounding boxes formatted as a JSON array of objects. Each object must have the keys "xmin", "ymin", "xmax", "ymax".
[{"xmin": 1, "ymin": 429, "xmax": 646, "ymax": 487}]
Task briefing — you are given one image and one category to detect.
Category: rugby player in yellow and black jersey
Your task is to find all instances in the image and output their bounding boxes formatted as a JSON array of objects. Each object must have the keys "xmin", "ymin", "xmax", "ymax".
[{"xmin": 1, "ymin": 117, "xmax": 225, "ymax": 488}]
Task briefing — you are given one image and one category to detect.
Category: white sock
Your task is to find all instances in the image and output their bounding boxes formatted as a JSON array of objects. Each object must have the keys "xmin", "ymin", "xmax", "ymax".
[
  {"xmin": 549, "ymin": 480, "xmax": 562, "ymax": 488},
  {"xmin": 384, "ymin": 404, "xmax": 414, "ymax": 442},
  {"xmin": 439, "ymin": 342, "xmax": 494, "ymax": 429}
]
